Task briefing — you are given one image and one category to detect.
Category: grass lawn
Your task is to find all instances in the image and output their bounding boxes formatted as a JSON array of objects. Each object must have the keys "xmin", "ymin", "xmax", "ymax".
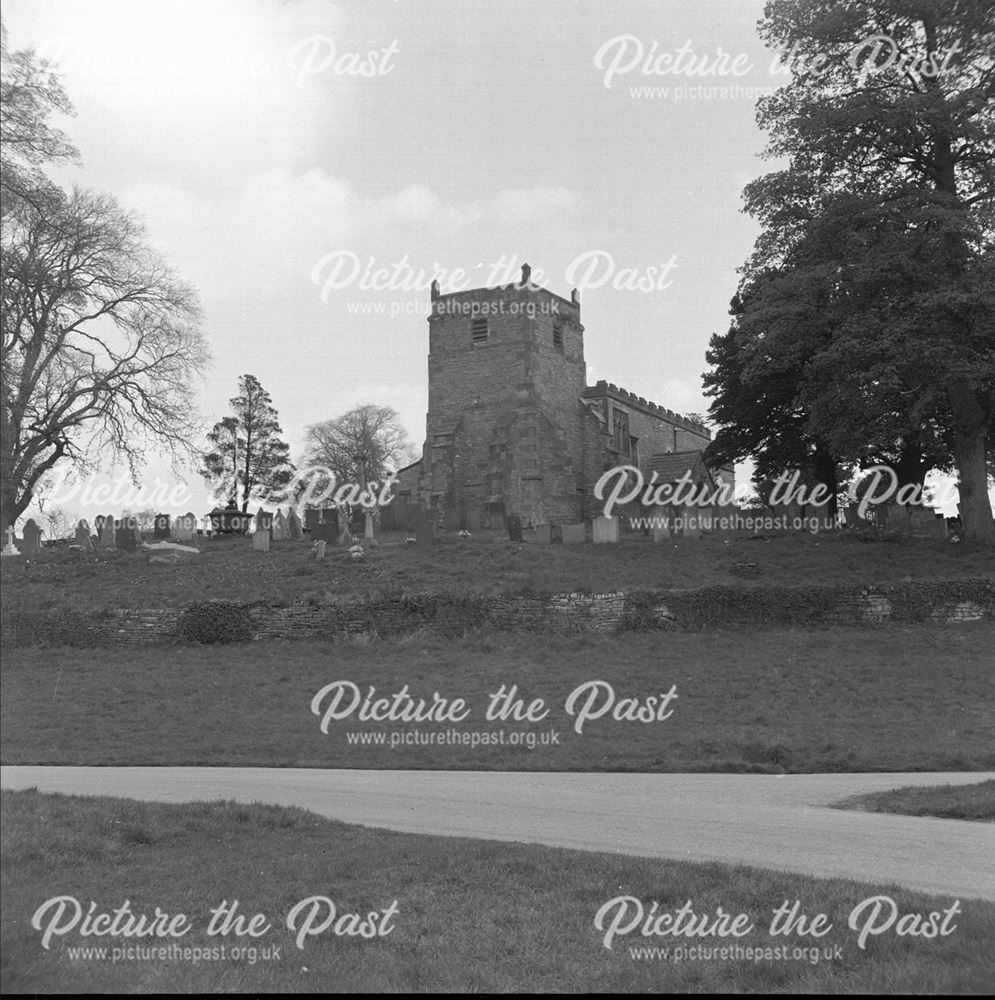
[
  {"xmin": 3, "ymin": 625, "xmax": 992, "ymax": 772},
  {"xmin": 2, "ymin": 790, "xmax": 991, "ymax": 994},
  {"xmin": 2, "ymin": 530, "xmax": 991, "ymax": 612},
  {"xmin": 835, "ymin": 780, "xmax": 995, "ymax": 821}
]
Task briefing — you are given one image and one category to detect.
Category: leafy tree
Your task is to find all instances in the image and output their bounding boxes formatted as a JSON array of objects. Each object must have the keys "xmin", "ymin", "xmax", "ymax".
[
  {"xmin": 200, "ymin": 375, "xmax": 295, "ymax": 512},
  {"xmin": 705, "ymin": 0, "xmax": 995, "ymax": 540},
  {"xmin": 301, "ymin": 404, "xmax": 413, "ymax": 500},
  {"xmin": 1, "ymin": 29, "xmax": 209, "ymax": 532}
]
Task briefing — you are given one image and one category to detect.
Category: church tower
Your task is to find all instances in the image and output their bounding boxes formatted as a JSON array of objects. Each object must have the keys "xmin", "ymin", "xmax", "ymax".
[{"xmin": 419, "ymin": 263, "xmax": 587, "ymax": 526}]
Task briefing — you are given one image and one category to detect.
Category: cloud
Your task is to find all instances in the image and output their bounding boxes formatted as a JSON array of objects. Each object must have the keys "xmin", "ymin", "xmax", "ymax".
[{"xmin": 120, "ymin": 171, "xmax": 582, "ymax": 300}]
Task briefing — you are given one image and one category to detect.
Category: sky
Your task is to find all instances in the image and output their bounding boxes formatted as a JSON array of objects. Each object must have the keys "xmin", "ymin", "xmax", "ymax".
[{"xmin": 5, "ymin": 0, "xmax": 979, "ymax": 525}]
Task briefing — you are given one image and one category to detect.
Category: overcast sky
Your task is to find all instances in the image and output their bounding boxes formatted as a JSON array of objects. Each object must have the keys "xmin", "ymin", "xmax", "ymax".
[{"xmin": 11, "ymin": 0, "xmax": 965, "ymax": 521}]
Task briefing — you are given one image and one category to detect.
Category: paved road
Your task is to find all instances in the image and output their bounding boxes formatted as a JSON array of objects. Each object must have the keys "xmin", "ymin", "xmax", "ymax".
[{"xmin": 3, "ymin": 767, "xmax": 993, "ymax": 900}]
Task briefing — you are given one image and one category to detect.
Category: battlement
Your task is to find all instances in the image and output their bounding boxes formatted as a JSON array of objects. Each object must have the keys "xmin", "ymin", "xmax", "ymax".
[
  {"xmin": 429, "ymin": 263, "xmax": 581, "ymax": 317},
  {"xmin": 583, "ymin": 380, "xmax": 709, "ymax": 437}
]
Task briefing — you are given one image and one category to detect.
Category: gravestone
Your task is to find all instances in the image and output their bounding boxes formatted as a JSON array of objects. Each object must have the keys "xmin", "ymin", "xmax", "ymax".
[
  {"xmin": 506, "ymin": 514, "xmax": 523, "ymax": 542},
  {"xmin": 116, "ymin": 517, "xmax": 138, "ymax": 552},
  {"xmin": 561, "ymin": 522, "xmax": 586, "ymax": 544},
  {"xmin": 98, "ymin": 512, "xmax": 116, "ymax": 548},
  {"xmin": 304, "ymin": 508, "xmax": 320, "ymax": 531},
  {"xmin": 652, "ymin": 520, "xmax": 670, "ymax": 543},
  {"xmin": 21, "ymin": 519, "xmax": 43, "ymax": 554},
  {"xmin": 592, "ymin": 516, "xmax": 619, "ymax": 543},
  {"xmin": 312, "ymin": 522, "xmax": 338, "ymax": 545},
  {"xmin": 444, "ymin": 507, "xmax": 460, "ymax": 533},
  {"xmin": 321, "ymin": 508, "xmax": 337, "ymax": 527},
  {"xmin": 380, "ymin": 503, "xmax": 396, "ymax": 532},
  {"xmin": 252, "ymin": 525, "xmax": 270, "ymax": 552},
  {"xmin": 288, "ymin": 509, "xmax": 303, "ymax": 541},
  {"xmin": 2, "ymin": 526, "xmax": 20, "ymax": 557},
  {"xmin": 153, "ymin": 513, "xmax": 171, "ymax": 540},
  {"xmin": 174, "ymin": 513, "xmax": 196, "ymax": 542},
  {"xmin": 313, "ymin": 539, "xmax": 326, "ymax": 560},
  {"xmin": 254, "ymin": 508, "xmax": 273, "ymax": 539},
  {"xmin": 415, "ymin": 518, "xmax": 435, "ymax": 549},
  {"xmin": 485, "ymin": 501, "xmax": 506, "ymax": 530},
  {"xmin": 74, "ymin": 519, "xmax": 93, "ymax": 551},
  {"xmin": 273, "ymin": 510, "xmax": 289, "ymax": 541},
  {"xmin": 534, "ymin": 523, "xmax": 552, "ymax": 544}
]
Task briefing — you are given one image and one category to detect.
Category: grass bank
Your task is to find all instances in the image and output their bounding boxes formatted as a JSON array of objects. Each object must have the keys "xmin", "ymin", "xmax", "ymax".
[
  {"xmin": 835, "ymin": 780, "xmax": 995, "ymax": 821},
  {"xmin": 2, "ymin": 790, "xmax": 991, "ymax": 994},
  {"xmin": 3, "ymin": 625, "xmax": 992, "ymax": 772}
]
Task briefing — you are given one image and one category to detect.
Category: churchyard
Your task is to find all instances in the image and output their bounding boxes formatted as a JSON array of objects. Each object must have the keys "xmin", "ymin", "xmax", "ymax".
[{"xmin": 1, "ymin": 510, "xmax": 991, "ymax": 612}]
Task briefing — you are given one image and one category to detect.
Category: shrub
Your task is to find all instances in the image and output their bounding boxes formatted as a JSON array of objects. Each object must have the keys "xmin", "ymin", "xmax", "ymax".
[{"xmin": 176, "ymin": 600, "xmax": 253, "ymax": 644}]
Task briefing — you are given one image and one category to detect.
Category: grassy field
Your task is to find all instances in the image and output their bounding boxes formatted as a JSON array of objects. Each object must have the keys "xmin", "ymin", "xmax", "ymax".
[
  {"xmin": 835, "ymin": 780, "xmax": 995, "ymax": 821},
  {"xmin": 2, "ymin": 790, "xmax": 991, "ymax": 994},
  {"xmin": 2, "ymin": 530, "xmax": 991, "ymax": 611},
  {"xmin": 3, "ymin": 625, "xmax": 992, "ymax": 772}
]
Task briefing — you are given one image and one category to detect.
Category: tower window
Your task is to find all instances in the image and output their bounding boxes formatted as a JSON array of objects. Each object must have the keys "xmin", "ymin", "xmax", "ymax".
[
  {"xmin": 471, "ymin": 318, "xmax": 488, "ymax": 344},
  {"xmin": 553, "ymin": 321, "xmax": 564, "ymax": 351}
]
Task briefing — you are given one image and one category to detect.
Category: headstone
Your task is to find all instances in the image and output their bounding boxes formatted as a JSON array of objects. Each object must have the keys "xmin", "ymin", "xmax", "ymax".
[
  {"xmin": 485, "ymin": 501, "xmax": 506, "ymax": 530},
  {"xmin": 98, "ymin": 512, "xmax": 116, "ymax": 548},
  {"xmin": 312, "ymin": 522, "xmax": 338, "ymax": 545},
  {"xmin": 115, "ymin": 517, "xmax": 138, "ymax": 552},
  {"xmin": 2, "ymin": 526, "xmax": 21, "ymax": 557},
  {"xmin": 153, "ymin": 513, "xmax": 171, "ymax": 540},
  {"xmin": 592, "ymin": 515, "xmax": 619, "ymax": 544},
  {"xmin": 380, "ymin": 503, "xmax": 397, "ymax": 532},
  {"xmin": 304, "ymin": 508, "xmax": 320, "ymax": 531},
  {"xmin": 444, "ymin": 507, "xmax": 460, "ymax": 533},
  {"xmin": 415, "ymin": 518, "xmax": 435, "ymax": 549},
  {"xmin": 254, "ymin": 508, "xmax": 273, "ymax": 539},
  {"xmin": 321, "ymin": 508, "xmax": 337, "ymax": 526},
  {"xmin": 363, "ymin": 510, "xmax": 375, "ymax": 540},
  {"xmin": 534, "ymin": 523, "xmax": 552, "ymax": 544},
  {"xmin": 21, "ymin": 519, "xmax": 43, "ymax": 554},
  {"xmin": 174, "ymin": 513, "xmax": 196, "ymax": 542},
  {"xmin": 74, "ymin": 520, "xmax": 93, "ymax": 551},
  {"xmin": 288, "ymin": 509, "xmax": 303, "ymax": 540},
  {"xmin": 506, "ymin": 514, "xmax": 523, "ymax": 542},
  {"xmin": 252, "ymin": 526, "xmax": 270, "ymax": 552},
  {"xmin": 273, "ymin": 510, "xmax": 289, "ymax": 541},
  {"xmin": 561, "ymin": 522, "xmax": 586, "ymax": 544},
  {"xmin": 844, "ymin": 506, "xmax": 863, "ymax": 527},
  {"xmin": 314, "ymin": 539, "xmax": 326, "ymax": 560},
  {"xmin": 652, "ymin": 520, "xmax": 670, "ymax": 543}
]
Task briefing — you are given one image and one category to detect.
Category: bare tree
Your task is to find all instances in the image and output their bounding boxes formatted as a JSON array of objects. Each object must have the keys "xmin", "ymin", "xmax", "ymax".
[
  {"xmin": 40, "ymin": 503, "xmax": 72, "ymax": 540},
  {"xmin": 0, "ymin": 22, "xmax": 79, "ymax": 217},
  {"xmin": 302, "ymin": 404, "xmax": 414, "ymax": 490},
  {"xmin": 0, "ymin": 30, "xmax": 210, "ymax": 532},
  {"xmin": 1, "ymin": 186, "xmax": 210, "ymax": 530}
]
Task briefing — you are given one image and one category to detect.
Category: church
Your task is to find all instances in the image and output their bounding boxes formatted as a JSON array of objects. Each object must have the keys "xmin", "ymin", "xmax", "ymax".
[{"xmin": 394, "ymin": 263, "xmax": 732, "ymax": 528}]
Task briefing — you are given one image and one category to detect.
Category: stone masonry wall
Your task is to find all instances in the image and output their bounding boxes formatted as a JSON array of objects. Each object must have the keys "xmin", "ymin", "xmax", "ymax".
[{"xmin": 4, "ymin": 580, "xmax": 990, "ymax": 647}]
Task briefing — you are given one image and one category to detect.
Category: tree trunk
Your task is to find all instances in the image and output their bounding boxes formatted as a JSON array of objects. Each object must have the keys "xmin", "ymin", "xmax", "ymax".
[
  {"xmin": 948, "ymin": 382, "xmax": 995, "ymax": 542},
  {"xmin": 952, "ymin": 427, "xmax": 995, "ymax": 542},
  {"xmin": 1, "ymin": 478, "xmax": 29, "ymax": 534}
]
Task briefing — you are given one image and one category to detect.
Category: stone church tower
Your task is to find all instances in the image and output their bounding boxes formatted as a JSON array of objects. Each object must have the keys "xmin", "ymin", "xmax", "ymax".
[
  {"xmin": 416, "ymin": 264, "xmax": 586, "ymax": 525},
  {"xmin": 395, "ymin": 263, "xmax": 724, "ymax": 527}
]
